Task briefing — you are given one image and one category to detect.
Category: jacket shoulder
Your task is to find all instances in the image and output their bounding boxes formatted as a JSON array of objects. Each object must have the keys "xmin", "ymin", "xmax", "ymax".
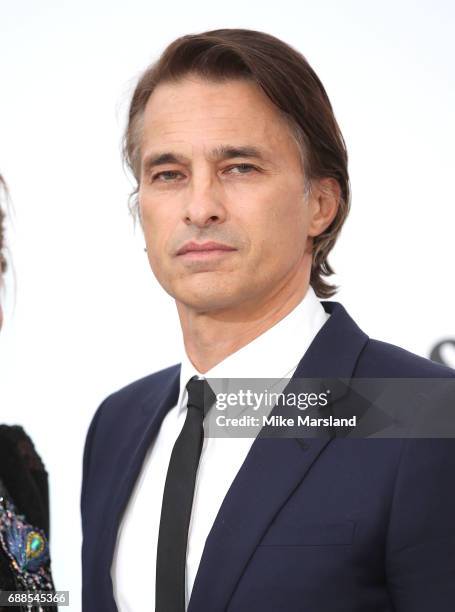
[
  {"xmin": 87, "ymin": 362, "xmax": 180, "ymax": 437},
  {"xmin": 357, "ymin": 338, "xmax": 455, "ymax": 378},
  {"xmin": 101, "ymin": 362, "xmax": 180, "ymax": 409}
]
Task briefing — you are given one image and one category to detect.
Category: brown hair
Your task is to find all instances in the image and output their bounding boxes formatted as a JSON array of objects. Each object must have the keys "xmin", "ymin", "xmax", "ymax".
[
  {"xmin": 123, "ymin": 28, "xmax": 350, "ymax": 298},
  {"xmin": 0, "ymin": 174, "xmax": 7, "ymax": 276}
]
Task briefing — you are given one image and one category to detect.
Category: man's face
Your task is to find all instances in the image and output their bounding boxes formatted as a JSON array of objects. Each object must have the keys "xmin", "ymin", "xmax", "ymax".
[{"xmin": 138, "ymin": 75, "xmax": 316, "ymax": 313}]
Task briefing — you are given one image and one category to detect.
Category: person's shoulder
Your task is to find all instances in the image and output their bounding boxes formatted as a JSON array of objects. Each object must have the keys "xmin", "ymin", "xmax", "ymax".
[
  {"xmin": 0, "ymin": 425, "xmax": 46, "ymax": 471},
  {"xmin": 358, "ymin": 337, "xmax": 455, "ymax": 378},
  {"xmin": 107, "ymin": 362, "xmax": 180, "ymax": 401},
  {"xmin": 0, "ymin": 423, "xmax": 27, "ymax": 442},
  {"xmin": 93, "ymin": 362, "xmax": 180, "ymax": 421}
]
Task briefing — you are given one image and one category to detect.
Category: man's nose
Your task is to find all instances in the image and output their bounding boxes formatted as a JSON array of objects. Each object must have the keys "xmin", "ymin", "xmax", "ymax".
[{"xmin": 183, "ymin": 174, "xmax": 227, "ymax": 228}]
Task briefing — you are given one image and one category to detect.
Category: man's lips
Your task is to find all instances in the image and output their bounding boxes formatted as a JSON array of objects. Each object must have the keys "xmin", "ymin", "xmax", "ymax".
[{"xmin": 176, "ymin": 241, "xmax": 237, "ymax": 256}]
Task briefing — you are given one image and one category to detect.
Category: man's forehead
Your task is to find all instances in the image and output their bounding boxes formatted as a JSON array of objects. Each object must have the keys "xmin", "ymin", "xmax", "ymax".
[
  {"xmin": 140, "ymin": 110, "xmax": 273, "ymax": 158},
  {"xmin": 139, "ymin": 78, "xmax": 298, "ymax": 165},
  {"xmin": 141, "ymin": 76, "xmax": 285, "ymax": 136},
  {"xmin": 142, "ymin": 103, "xmax": 274, "ymax": 138},
  {"xmin": 140, "ymin": 110, "xmax": 292, "ymax": 165},
  {"xmin": 140, "ymin": 113, "xmax": 288, "ymax": 159},
  {"xmin": 144, "ymin": 75, "xmax": 268, "ymax": 110}
]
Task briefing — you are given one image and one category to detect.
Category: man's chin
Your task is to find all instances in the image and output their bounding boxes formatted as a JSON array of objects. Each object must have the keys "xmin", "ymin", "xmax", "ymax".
[{"xmin": 173, "ymin": 289, "xmax": 244, "ymax": 314}]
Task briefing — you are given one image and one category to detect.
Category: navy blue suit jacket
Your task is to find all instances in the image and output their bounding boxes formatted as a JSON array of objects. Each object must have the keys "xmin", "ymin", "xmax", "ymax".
[{"xmin": 81, "ymin": 300, "xmax": 455, "ymax": 611}]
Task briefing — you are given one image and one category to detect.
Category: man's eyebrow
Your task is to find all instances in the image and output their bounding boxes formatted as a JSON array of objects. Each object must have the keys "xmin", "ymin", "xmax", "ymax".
[
  {"xmin": 142, "ymin": 152, "xmax": 188, "ymax": 172},
  {"xmin": 207, "ymin": 145, "xmax": 269, "ymax": 162},
  {"xmin": 142, "ymin": 145, "xmax": 270, "ymax": 172}
]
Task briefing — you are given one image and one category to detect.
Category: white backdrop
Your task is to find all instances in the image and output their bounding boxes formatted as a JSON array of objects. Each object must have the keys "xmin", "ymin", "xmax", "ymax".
[{"xmin": 1, "ymin": 1, "xmax": 454, "ymax": 609}]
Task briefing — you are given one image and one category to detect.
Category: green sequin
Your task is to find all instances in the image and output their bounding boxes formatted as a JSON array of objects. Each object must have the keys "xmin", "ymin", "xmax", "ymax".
[{"xmin": 26, "ymin": 531, "xmax": 45, "ymax": 559}]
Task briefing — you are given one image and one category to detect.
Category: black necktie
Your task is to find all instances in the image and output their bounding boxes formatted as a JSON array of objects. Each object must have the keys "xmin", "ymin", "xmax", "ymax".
[{"xmin": 155, "ymin": 375, "xmax": 215, "ymax": 612}]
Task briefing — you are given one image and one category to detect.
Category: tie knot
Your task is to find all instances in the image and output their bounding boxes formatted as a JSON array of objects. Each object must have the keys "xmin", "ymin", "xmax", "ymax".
[{"xmin": 186, "ymin": 376, "xmax": 215, "ymax": 416}]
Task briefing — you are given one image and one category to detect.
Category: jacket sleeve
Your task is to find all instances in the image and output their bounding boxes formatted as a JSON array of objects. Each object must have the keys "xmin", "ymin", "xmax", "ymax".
[
  {"xmin": 80, "ymin": 397, "xmax": 110, "ymax": 518},
  {"xmin": 385, "ymin": 438, "xmax": 455, "ymax": 610}
]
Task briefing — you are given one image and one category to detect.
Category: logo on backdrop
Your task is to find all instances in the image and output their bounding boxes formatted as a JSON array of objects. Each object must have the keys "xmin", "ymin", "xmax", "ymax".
[{"xmin": 430, "ymin": 339, "xmax": 455, "ymax": 369}]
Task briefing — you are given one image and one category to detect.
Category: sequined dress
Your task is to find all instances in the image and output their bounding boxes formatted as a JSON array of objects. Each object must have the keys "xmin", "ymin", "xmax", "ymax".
[{"xmin": 0, "ymin": 426, "xmax": 56, "ymax": 612}]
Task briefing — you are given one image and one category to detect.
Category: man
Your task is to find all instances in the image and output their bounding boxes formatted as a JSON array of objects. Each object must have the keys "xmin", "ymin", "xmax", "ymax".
[{"xmin": 81, "ymin": 29, "xmax": 455, "ymax": 611}]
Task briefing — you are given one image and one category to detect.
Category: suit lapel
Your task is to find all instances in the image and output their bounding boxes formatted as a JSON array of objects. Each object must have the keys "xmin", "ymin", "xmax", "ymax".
[
  {"xmin": 187, "ymin": 435, "xmax": 332, "ymax": 612},
  {"xmin": 188, "ymin": 300, "xmax": 369, "ymax": 612}
]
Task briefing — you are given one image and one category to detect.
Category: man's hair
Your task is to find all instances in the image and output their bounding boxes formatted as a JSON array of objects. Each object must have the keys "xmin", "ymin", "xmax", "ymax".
[
  {"xmin": 0, "ymin": 174, "xmax": 7, "ymax": 276},
  {"xmin": 123, "ymin": 28, "xmax": 350, "ymax": 298}
]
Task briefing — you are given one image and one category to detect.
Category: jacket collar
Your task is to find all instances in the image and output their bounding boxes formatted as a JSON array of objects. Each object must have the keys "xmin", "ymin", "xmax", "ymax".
[{"xmin": 299, "ymin": 299, "xmax": 369, "ymax": 378}]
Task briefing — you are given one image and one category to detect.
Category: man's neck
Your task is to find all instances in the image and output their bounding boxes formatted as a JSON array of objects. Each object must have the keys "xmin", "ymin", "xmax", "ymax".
[{"xmin": 176, "ymin": 282, "xmax": 311, "ymax": 374}]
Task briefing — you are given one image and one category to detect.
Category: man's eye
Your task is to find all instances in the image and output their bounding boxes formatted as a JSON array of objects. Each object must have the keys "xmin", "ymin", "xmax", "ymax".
[
  {"xmin": 152, "ymin": 170, "xmax": 183, "ymax": 182},
  {"xmin": 227, "ymin": 164, "xmax": 257, "ymax": 174}
]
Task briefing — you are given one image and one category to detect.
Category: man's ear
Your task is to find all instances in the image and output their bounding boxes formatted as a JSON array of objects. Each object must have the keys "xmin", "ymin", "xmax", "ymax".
[{"xmin": 307, "ymin": 177, "xmax": 340, "ymax": 237}]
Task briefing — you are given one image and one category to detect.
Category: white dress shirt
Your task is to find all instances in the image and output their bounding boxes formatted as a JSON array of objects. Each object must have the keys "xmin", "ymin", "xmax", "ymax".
[{"xmin": 111, "ymin": 286, "xmax": 329, "ymax": 611}]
